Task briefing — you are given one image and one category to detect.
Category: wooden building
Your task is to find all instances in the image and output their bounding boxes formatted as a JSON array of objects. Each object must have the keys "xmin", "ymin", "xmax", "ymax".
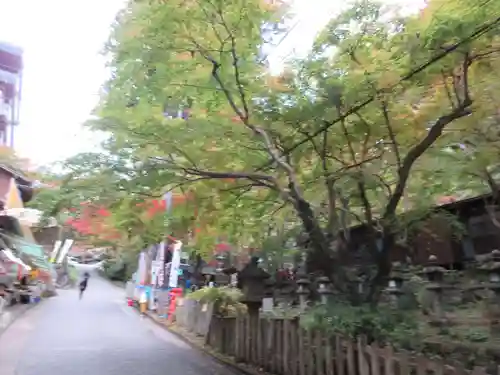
[{"xmin": 338, "ymin": 193, "xmax": 500, "ymax": 267}]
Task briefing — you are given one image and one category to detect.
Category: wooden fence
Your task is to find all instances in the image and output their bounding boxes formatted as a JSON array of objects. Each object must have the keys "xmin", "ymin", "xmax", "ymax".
[
  {"xmin": 174, "ymin": 299, "xmax": 213, "ymax": 337},
  {"xmin": 205, "ymin": 316, "xmax": 499, "ymax": 375}
]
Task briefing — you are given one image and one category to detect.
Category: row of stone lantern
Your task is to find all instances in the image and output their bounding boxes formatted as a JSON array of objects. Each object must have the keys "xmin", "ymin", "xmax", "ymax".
[
  {"xmin": 219, "ymin": 250, "xmax": 500, "ymax": 315},
  {"xmin": 211, "ymin": 249, "xmax": 500, "ymax": 334},
  {"xmin": 270, "ymin": 268, "xmax": 335, "ymax": 310},
  {"xmin": 385, "ymin": 255, "xmax": 452, "ymax": 317},
  {"xmin": 384, "ymin": 250, "xmax": 500, "ymax": 327},
  {"xmin": 216, "ymin": 256, "xmax": 338, "ymax": 313},
  {"xmin": 480, "ymin": 249, "xmax": 500, "ymax": 334}
]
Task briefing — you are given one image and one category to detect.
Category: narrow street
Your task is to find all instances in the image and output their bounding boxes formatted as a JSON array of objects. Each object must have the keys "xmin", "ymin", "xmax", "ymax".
[{"xmin": 0, "ymin": 275, "xmax": 242, "ymax": 375}]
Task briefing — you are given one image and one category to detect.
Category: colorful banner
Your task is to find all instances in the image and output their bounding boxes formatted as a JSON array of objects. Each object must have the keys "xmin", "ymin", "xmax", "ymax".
[{"xmin": 168, "ymin": 241, "xmax": 183, "ymax": 288}]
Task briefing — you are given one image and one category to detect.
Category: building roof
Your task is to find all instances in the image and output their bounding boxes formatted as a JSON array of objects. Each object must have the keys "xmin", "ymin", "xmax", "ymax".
[{"xmin": 0, "ymin": 164, "xmax": 31, "ymax": 185}]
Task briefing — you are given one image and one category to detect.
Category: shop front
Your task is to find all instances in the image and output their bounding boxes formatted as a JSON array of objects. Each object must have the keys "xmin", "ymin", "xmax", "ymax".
[
  {"xmin": 0, "ymin": 246, "xmax": 32, "ymax": 306},
  {"xmin": 0, "ymin": 213, "xmax": 53, "ymax": 303}
]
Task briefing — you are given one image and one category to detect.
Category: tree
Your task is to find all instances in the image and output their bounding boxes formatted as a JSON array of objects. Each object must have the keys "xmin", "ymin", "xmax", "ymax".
[
  {"xmin": 59, "ymin": 0, "xmax": 500, "ymax": 303},
  {"xmin": 28, "ymin": 149, "xmax": 200, "ymax": 256}
]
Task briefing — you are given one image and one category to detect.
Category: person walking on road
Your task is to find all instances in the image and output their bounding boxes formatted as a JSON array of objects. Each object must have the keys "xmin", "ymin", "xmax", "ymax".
[{"xmin": 79, "ymin": 272, "xmax": 90, "ymax": 299}]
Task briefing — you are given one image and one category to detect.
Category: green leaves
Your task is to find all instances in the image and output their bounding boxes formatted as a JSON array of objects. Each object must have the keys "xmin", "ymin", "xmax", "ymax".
[{"xmin": 30, "ymin": 0, "xmax": 500, "ymax": 284}]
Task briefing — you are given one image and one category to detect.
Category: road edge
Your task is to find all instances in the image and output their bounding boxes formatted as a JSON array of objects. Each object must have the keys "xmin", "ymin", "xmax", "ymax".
[
  {"xmin": 144, "ymin": 312, "xmax": 265, "ymax": 375},
  {"xmin": 102, "ymin": 275, "xmax": 267, "ymax": 375},
  {"xmin": 0, "ymin": 301, "xmax": 44, "ymax": 338}
]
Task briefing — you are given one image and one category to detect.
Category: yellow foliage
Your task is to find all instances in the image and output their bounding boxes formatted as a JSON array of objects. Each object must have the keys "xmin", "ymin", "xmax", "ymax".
[{"xmin": 259, "ymin": 0, "xmax": 285, "ymax": 12}]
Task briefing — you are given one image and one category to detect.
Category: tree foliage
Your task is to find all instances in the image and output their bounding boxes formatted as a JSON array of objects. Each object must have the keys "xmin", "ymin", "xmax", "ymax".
[
  {"xmin": 27, "ymin": 153, "xmax": 174, "ymax": 250},
  {"xmin": 34, "ymin": 0, "xmax": 500, "ymax": 303}
]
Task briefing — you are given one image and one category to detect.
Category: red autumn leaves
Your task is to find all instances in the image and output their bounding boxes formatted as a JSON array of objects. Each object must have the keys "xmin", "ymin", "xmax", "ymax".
[
  {"xmin": 65, "ymin": 203, "xmax": 120, "ymax": 240},
  {"xmin": 65, "ymin": 195, "xmax": 190, "ymax": 239}
]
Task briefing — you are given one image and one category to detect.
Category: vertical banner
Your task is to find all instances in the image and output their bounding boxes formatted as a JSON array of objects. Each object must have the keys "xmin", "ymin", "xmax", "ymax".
[
  {"xmin": 163, "ymin": 191, "xmax": 173, "ymax": 213},
  {"xmin": 137, "ymin": 252, "xmax": 148, "ymax": 285},
  {"xmin": 157, "ymin": 241, "xmax": 166, "ymax": 288},
  {"xmin": 56, "ymin": 239, "xmax": 74, "ymax": 264},
  {"xmin": 168, "ymin": 241, "xmax": 183, "ymax": 288}
]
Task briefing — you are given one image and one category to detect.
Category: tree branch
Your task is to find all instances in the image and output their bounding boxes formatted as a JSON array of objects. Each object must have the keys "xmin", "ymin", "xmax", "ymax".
[
  {"xmin": 381, "ymin": 100, "xmax": 402, "ymax": 169},
  {"xmin": 383, "ymin": 100, "xmax": 473, "ymax": 219},
  {"xmin": 188, "ymin": 26, "xmax": 305, "ymax": 203},
  {"xmin": 440, "ymin": 69, "xmax": 456, "ymax": 109},
  {"xmin": 256, "ymin": 17, "xmax": 500, "ymax": 164},
  {"xmin": 337, "ymin": 105, "xmax": 374, "ymax": 229},
  {"xmin": 184, "ymin": 167, "xmax": 275, "ymax": 185}
]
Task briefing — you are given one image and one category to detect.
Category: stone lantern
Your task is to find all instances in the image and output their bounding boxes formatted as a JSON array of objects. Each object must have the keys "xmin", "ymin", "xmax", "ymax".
[
  {"xmin": 386, "ymin": 262, "xmax": 404, "ymax": 308},
  {"xmin": 486, "ymin": 250, "xmax": 500, "ymax": 286},
  {"xmin": 296, "ymin": 267, "xmax": 311, "ymax": 311},
  {"xmin": 213, "ymin": 252, "xmax": 231, "ymax": 286},
  {"xmin": 423, "ymin": 255, "xmax": 446, "ymax": 321},
  {"xmin": 215, "ymin": 252, "xmax": 229, "ymax": 272},
  {"xmin": 483, "ymin": 249, "xmax": 500, "ymax": 334},
  {"xmin": 238, "ymin": 256, "xmax": 270, "ymax": 316},
  {"xmin": 222, "ymin": 266, "xmax": 238, "ymax": 287},
  {"xmin": 200, "ymin": 266, "xmax": 216, "ymax": 287},
  {"xmin": 423, "ymin": 255, "xmax": 445, "ymax": 283},
  {"xmin": 214, "ymin": 272, "xmax": 230, "ymax": 287},
  {"xmin": 316, "ymin": 276, "xmax": 332, "ymax": 305}
]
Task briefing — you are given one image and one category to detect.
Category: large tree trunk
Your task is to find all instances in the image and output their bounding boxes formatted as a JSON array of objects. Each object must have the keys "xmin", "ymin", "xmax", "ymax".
[
  {"xmin": 293, "ymin": 197, "xmax": 335, "ymax": 276},
  {"xmin": 365, "ymin": 229, "xmax": 395, "ymax": 305}
]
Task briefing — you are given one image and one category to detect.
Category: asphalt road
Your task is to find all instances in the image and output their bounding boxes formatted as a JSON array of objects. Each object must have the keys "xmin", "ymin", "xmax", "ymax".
[{"xmin": 0, "ymin": 274, "xmax": 242, "ymax": 375}]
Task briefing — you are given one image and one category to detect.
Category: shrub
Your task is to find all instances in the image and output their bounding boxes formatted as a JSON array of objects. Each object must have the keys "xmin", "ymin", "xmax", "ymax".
[
  {"xmin": 187, "ymin": 286, "xmax": 247, "ymax": 316},
  {"xmin": 301, "ymin": 302, "xmax": 421, "ymax": 350}
]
